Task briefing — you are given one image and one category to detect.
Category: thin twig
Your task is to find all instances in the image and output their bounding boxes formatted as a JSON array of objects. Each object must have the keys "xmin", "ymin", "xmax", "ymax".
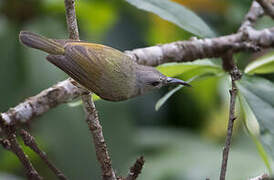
[
  {"xmin": 219, "ymin": 1, "xmax": 265, "ymax": 178},
  {"xmin": 219, "ymin": 53, "xmax": 241, "ymax": 180},
  {"xmin": 239, "ymin": 1, "xmax": 264, "ymax": 32},
  {"xmin": 81, "ymin": 93, "xmax": 116, "ymax": 180},
  {"xmin": 256, "ymin": 0, "xmax": 274, "ymax": 19},
  {"xmin": 125, "ymin": 156, "xmax": 145, "ymax": 180},
  {"xmin": 64, "ymin": 0, "xmax": 79, "ymax": 40},
  {"xmin": 219, "ymin": 77, "xmax": 237, "ymax": 180},
  {"xmin": 20, "ymin": 129, "xmax": 67, "ymax": 180},
  {"xmin": 63, "ymin": 0, "xmax": 116, "ymax": 179},
  {"xmin": 0, "ymin": 119, "xmax": 42, "ymax": 180}
]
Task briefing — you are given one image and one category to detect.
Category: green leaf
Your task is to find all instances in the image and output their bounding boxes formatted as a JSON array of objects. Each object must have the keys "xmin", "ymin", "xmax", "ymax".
[
  {"xmin": 237, "ymin": 75, "xmax": 274, "ymax": 171},
  {"xmin": 125, "ymin": 0, "xmax": 215, "ymax": 37},
  {"xmin": 245, "ymin": 51, "xmax": 274, "ymax": 74},
  {"xmin": 67, "ymin": 99, "xmax": 83, "ymax": 107},
  {"xmin": 155, "ymin": 73, "xmax": 217, "ymax": 111},
  {"xmin": 157, "ymin": 59, "xmax": 222, "ymax": 77},
  {"xmin": 155, "ymin": 59, "xmax": 224, "ymax": 111},
  {"xmin": 238, "ymin": 93, "xmax": 260, "ymax": 136},
  {"xmin": 238, "ymin": 93, "xmax": 272, "ymax": 173},
  {"xmin": 251, "ymin": 134, "xmax": 273, "ymax": 174},
  {"xmin": 155, "ymin": 85, "xmax": 183, "ymax": 111}
]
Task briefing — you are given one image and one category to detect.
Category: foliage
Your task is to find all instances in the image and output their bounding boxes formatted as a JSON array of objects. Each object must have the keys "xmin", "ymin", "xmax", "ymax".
[
  {"xmin": 125, "ymin": 0, "xmax": 215, "ymax": 37},
  {"xmin": 245, "ymin": 51, "xmax": 274, "ymax": 75}
]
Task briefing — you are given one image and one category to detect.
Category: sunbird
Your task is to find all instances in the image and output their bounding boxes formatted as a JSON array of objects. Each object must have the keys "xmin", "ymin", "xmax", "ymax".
[{"xmin": 19, "ymin": 31, "xmax": 190, "ymax": 101}]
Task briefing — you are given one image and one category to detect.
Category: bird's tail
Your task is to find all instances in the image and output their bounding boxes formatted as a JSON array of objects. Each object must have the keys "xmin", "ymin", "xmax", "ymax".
[{"xmin": 19, "ymin": 31, "xmax": 65, "ymax": 55}]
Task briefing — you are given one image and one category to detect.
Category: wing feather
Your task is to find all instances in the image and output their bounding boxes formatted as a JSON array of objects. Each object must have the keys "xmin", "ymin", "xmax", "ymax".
[
  {"xmin": 46, "ymin": 54, "xmax": 102, "ymax": 93},
  {"xmin": 62, "ymin": 43, "xmax": 137, "ymax": 101}
]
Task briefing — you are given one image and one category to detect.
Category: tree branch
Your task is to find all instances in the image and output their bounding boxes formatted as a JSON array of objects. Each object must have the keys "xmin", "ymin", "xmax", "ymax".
[
  {"xmin": 219, "ymin": 54, "xmax": 242, "ymax": 180},
  {"xmin": 64, "ymin": 0, "xmax": 116, "ymax": 179},
  {"xmin": 249, "ymin": 173, "xmax": 269, "ymax": 180},
  {"xmin": 0, "ymin": 120, "xmax": 42, "ymax": 180},
  {"xmin": 125, "ymin": 156, "xmax": 145, "ymax": 180},
  {"xmin": 64, "ymin": 0, "xmax": 79, "ymax": 40},
  {"xmin": 81, "ymin": 93, "xmax": 116, "ymax": 180},
  {"xmin": 20, "ymin": 129, "xmax": 67, "ymax": 180},
  {"xmin": 1, "ymin": 79, "xmax": 80, "ymax": 126},
  {"xmin": 126, "ymin": 27, "xmax": 274, "ymax": 66},
  {"xmin": 256, "ymin": 0, "xmax": 274, "ymax": 19},
  {"xmin": 219, "ymin": 1, "xmax": 267, "ymax": 178}
]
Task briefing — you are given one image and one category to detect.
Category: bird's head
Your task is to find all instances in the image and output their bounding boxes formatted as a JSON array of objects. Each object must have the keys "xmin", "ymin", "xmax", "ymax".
[{"xmin": 135, "ymin": 65, "xmax": 191, "ymax": 95}]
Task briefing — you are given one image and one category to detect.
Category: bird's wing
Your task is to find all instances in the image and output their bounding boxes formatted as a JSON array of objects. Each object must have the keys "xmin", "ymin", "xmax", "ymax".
[
  {"xmin": 63, "ymin": 43, "xmax": 136, "ymax": 100},
  {"xmin": 46, "ymin": 54, "xmax": 102, "ymax": 93},
  {"xmin": 64, "ymin": 44, "xmax": 104, "ymax": 78}
]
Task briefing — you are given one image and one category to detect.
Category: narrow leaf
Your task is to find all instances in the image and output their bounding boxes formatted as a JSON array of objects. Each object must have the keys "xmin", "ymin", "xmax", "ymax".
[
  {"xmin": 126, "ymin": 0, "xmax": 215, "ymax": 37},
  {"xmin": 68, "ymin": 99, "xmax": 83, "ymax": 107},
  {"xmin": 251, "ymin": 134, "xmax": 273, "ymax": 174},
  {"xmin": 238, "ymin": 93, "xmax": 272, "ymax": 173},
  {"xmin": 155, "ymin": 85, "xmax": 183, "ymax": 111},
  {"xmin": 155, "ymin": 73, "xmax": 215, "ymax": 111},
  {"xmin": 237, "ymin": 75, "xmax": 274, "ymax": 170},
  {"xmin": 238, "ymin": 93, "xmax": 260, "ymax": 136},
  {"xmin": 157, "ymin": 59, "xmax": 222, "ymax": 77},
  {"xmin": 67, "ymin": 94, "xmax": 101, "ymax": 107},
  {"xmin": 245, "ymin": 51, "xmax": 274, "ymax": 74}
]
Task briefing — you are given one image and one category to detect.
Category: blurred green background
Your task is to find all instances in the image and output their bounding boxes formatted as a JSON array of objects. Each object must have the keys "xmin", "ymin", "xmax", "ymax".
[{"xmin": 0, "ymin": 0, "xmax": 273, "ymax": 179}]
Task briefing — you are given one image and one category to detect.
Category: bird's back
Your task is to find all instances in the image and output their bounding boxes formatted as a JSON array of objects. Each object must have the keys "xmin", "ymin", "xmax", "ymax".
[{"xmin": 63, "ymin": 42, "xmax": 138, "ymax": 101}]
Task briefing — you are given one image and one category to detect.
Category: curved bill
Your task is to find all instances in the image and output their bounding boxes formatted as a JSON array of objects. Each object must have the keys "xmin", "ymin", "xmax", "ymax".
[{"xmin": 166, "ymin": 77, "xmax": 192, "ymax": 87}]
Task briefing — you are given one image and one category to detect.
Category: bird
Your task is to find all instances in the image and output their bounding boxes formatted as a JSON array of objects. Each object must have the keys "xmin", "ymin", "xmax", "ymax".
[{"xmin": 19, "ymin": 31, "xmax": 191, "ymax": 101}]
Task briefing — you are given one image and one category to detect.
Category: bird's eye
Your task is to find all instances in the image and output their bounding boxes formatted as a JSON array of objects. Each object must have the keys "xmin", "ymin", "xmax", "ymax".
[
  {"xmin": 151, "ymin": 81, "xmax": 160, "ymax": 86},
  {"xmin": 166, "ymin": 78, "xmax": 172, "ymax": 82}
]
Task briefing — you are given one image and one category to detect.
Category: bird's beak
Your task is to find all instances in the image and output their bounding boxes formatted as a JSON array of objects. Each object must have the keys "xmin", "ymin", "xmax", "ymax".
[{"xmin": 166, "ymin": 77, "xmax": 192, "ymax": 87}]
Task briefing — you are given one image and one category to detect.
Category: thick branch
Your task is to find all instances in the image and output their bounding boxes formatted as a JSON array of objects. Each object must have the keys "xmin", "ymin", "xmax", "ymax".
[
  {"xmin": 81, "ymin": 93, "xmax": 116, "ymax": 180},
  {"xmin": 20, "ymin": 130, "xmax": 67, "ymax": 180},
  {"xmin": 126, "ymin": 27, "xmax": 274, "ymax": 66},
  {"xmin": 1, "ymin": 79, "xmax": 80, "ymax": 125}
]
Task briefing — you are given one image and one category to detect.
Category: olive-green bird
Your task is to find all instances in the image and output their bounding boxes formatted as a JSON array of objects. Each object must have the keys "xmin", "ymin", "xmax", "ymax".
[{"xmin": 19, "ymin": 31, "xmax": 190, "ymax": 101}]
